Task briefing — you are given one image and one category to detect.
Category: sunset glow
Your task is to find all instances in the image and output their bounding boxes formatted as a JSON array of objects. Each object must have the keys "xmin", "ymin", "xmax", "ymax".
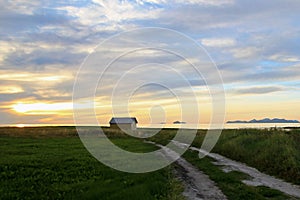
[
  {"xmin": 0, "ymin": 1, "xmax": 299, "ymax": 126},
  {"xmin": 15, "ymin": 124, "xmax": 25, "ymax": 128},
  {"xmin": 12, "ymin": 102, "xmax": 73, "ymax": 115}
]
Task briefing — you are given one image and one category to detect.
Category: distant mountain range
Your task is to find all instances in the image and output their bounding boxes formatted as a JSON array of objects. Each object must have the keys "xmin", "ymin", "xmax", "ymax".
[{"xmin": 227, "ymin": 118, "xmax": 299, "ymax": 124}]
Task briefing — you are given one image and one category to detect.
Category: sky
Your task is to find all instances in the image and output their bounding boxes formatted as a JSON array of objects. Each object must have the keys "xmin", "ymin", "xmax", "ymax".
[{"xmin": 1, "ymin": 0, "xmax": 300, "ymax": 126}]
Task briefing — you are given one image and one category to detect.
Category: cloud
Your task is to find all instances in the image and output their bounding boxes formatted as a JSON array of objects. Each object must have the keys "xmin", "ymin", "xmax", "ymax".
[
  {"xmin": 12, "ymin": 102, "xmax": 73, "ymax": 115},
  {"xmin": 232, "ymin": 86, "xmax": 284, "ymax": 95},
  {"xmin": 0, "ymin": 70, "xmax": 73, "ymax": 82},
  {"xmin": 0, "ymin": 85, "xmax": 24, "ymax": 94},
  {"xmin": 137, "ymin": 0, "xmax": 234, "ymax": 6},
  {"xmin": 0, "ymin": 9, "xmax": 72, "ymax": 35},
  {"xmin": 269, "ymin": 54, "xmax": 300, "ymax": 62},
  {"xmin": 1, "ymin": 0, "xmax": 300, "ymax": 124},
  {"xmin": 201, "ymin": 38, "xmax": 236, "ymax": 47},
  {"xmin": 0, "ymin": 0, "xmax": 41, "ymax": 15},
  {"xmin": 61, "ymin": 0, "xmax": 162, "ymax": 33},
  {"xmin": 229, "ymin": 47, "xmax": 261, "ymax": 59},
  {"xmin": 0, "ymin": 69, "xmax": 75, "ymax": 104}
]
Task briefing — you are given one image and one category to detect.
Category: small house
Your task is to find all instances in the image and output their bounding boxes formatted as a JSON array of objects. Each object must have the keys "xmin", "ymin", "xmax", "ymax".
[{"xmin": 109, "ymin": 117, "xmax": 138, "ymax": 130}]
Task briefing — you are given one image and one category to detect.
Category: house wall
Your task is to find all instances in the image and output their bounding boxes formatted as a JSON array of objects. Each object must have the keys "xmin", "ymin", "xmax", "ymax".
[
  {"xmin": 131, "ymin": 123, "xmax": 136, "ymax": 130},
  {"xmin": 110, "ymin": 124, "xmax": 120, "ymax": 129},
  {"xmin": 110, "ymin": 123, "xmax": 136, "ymax": 130}
]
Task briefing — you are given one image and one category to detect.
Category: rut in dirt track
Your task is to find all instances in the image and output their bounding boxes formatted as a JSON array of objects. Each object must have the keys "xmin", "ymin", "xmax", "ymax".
[
  {"xmin": 153, "ymin": 142, "xmax": 227, "ymax": 200},
  {"xmin": 172, "ymin": 140, "xmax": 300, "ymax": 199}
]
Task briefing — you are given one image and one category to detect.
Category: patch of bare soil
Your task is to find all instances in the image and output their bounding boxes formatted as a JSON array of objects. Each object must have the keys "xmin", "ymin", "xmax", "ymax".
[{"xmin": 150, "ymin": 141, "xmax": 227, "ymax": 200}]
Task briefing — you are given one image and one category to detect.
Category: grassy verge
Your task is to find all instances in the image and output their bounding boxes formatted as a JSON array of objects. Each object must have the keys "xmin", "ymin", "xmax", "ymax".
[
  {"xmin": 0, "ymin": 127, "xmax": 184, "ymax": 200},
  {"xmin": 207, "ymin": 129, "xmax": 300, "ymax": 185}
]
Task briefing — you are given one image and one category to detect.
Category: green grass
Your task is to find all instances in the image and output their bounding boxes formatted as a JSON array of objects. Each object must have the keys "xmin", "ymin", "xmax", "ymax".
[
  {"xmin": 2, "ymin": 126, "xmax": 299, "ymax": 199},
  {"xmin": 210, "ymin": 129, "xmax": 300, "ymax": 185},
  {"xmin": 149, "ymin": 128, "xmax": 300, "ymax": 185},
  {"xmin": 147, "ymin": 128, "xmax": 179, "ymax": 146},
  {"xmin": 0, "ymin": 127, "xmax": 184, "ymax": 200},
  {"xmin": 183, "ymin": 150, "xmax": 293, "ymax": 200}
]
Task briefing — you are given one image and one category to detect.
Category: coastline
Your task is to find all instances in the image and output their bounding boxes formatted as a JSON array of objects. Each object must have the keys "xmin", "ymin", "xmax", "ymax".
[{"xmin": 1, "ymin": 123, "xmax": 300, "ymax": 130}]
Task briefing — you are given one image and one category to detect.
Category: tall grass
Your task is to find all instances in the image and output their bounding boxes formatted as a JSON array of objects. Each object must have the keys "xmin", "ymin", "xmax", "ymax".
[{"xmin": 193, "ymin": 129, "xmax": 300, "ymax": 185}]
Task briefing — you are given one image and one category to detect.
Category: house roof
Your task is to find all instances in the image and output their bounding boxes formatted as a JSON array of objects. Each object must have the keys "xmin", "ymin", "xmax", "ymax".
[{"xmin": 109, "ymin": 117, "xmax": 138, "ymax": 124}]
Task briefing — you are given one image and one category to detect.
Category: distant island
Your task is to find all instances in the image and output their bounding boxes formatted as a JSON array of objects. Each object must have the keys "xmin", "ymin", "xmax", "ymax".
[
  {"xmin": 173, "ymin": 121, "xmax": 186, "ymax": 124},
  {"xmin": 227, "ymin": 118, "xmax": 299, "ymax": 124}
]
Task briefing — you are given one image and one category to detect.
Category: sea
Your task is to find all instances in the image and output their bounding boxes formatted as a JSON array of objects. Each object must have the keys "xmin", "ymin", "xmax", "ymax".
[
  {"xmin": 1, "ymin": 123, "xmax": 300, "ymax": 130},
  {"xmin": 138, "ymin": 123, "xmax": 300, "ymax": 130}
]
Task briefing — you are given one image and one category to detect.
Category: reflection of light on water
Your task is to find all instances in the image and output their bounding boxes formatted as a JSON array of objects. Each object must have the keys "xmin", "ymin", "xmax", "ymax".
[
  {"xmin": 0, "ymin": 124, "xmax": 77, "ymax": 128},
  {"xmin": 224, "ymin": 123, "xmax": 300, "ymax": 130}
]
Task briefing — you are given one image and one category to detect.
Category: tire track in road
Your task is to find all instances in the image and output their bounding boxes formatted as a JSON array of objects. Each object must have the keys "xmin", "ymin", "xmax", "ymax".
[
  {"xmin": 145, "ymin": 141, "xmax": 227, "ymax": 200},
  {"xmin": 172, "ymin": 140, "xmax": 300, "ymax": 199}
]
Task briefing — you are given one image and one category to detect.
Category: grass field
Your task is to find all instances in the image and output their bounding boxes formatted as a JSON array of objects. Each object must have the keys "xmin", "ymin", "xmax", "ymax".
[
  {"xmin": 0, "ymin": 127, "xmax": 183, "ymax": 200},
  {"xmin": 1, "ymin": 127, "xmax": 299, "ymax": 199}
]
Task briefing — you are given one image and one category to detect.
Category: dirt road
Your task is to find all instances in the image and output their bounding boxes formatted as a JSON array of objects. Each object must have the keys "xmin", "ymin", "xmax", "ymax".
[
  {"xmin": 151, "ymin": 142, "xmax": 227, "ymax": 200},
  {"xmin": 172, "ymin": 140, "xmax": 300, "ymax": 199}
]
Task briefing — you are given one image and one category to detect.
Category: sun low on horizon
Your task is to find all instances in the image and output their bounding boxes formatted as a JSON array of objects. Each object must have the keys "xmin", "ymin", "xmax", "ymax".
[{"xmin": 1, "ymin": 0, "xmax": 300, "ymax": 127}]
